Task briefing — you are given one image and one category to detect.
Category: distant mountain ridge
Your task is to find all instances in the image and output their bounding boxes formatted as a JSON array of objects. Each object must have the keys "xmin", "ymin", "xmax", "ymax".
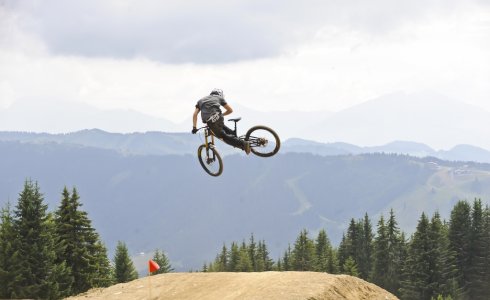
[
  {"xmin": 1, "ymin": 139, "xmax": 490, "ymax": 272},
  {"xmin": 305, "ymin": 91, "xmax": 490, "ymax": 150},
  {"xmin": 2, "ymin": 91, "xmax": 490, "ymax": 150},
  {"xmin": 2, "ymin": 129, "xmax": 490, "ymax": 163},
  {"xmin": 282, "ymin": 138, "xmax": 490, "ymax": 164}
]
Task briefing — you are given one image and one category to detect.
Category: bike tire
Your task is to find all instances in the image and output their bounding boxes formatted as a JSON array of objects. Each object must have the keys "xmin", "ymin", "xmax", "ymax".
[
  {"xmin": 245, "ymin": 125, "xmax": 281, "ymax": 157},
  {"xmin": 197, "ymin": 144, "xmax": 223, "ymax": 176}
]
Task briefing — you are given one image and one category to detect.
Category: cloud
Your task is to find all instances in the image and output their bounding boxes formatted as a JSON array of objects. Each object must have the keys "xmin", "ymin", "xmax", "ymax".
[
  {"xmin": 2, "ymin": 0, "xmax": 480, "ymax": 64},
  {"xmin": 0, "ymin": 0, "xmax": 489, "ymax": 133}
]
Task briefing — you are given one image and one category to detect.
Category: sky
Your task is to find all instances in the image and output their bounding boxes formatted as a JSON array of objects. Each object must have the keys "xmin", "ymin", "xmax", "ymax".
[{"xmin": 0, "ymin": 0, "xmax": 489, "ymax": 125}]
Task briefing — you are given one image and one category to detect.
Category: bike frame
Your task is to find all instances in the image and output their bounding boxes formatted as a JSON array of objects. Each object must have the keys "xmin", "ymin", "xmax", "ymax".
[{"xmin": 203, "ymin": 127, "xmax": 216, "ymax": 149}]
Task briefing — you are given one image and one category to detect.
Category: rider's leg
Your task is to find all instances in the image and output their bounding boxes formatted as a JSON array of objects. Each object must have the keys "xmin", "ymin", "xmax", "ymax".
[
  {"xmin": 208, "ymin": 117, "xmax": 245, "ymax": 149},
  {"xmin": 223, "ymin": 124, "xmax": 235, "ymax": 136}
]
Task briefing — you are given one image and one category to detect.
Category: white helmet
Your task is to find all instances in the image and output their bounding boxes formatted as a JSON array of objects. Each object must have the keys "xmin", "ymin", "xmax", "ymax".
[{"xmin": 210, "ymin": 88, "xmax": 224, "ymax": 98}]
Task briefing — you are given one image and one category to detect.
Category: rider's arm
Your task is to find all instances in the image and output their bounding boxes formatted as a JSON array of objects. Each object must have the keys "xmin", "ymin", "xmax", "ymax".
[
  {"xmin": 222, "ymin": 104, "xmax": 233, "ymax": 116},
  {"xmin": 192, "ymin": 108, "xmax": 200, "ymax": 128}
]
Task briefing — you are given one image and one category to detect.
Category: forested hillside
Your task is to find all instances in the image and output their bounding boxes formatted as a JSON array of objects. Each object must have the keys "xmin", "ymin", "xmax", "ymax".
[
  {"xmin": 204, "ymin": 200, "xmax": 490, "ymax": 299},
  {"xmin": 1, "ymin": 140, "xmax": 490, "ymax": 273}
]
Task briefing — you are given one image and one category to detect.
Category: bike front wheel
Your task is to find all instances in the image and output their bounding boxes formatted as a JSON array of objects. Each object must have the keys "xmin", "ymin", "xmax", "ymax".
[
  {"xmin": 197, "ymin": 144, "xmax": 223, "ymax": 176},
  {"xmin": 245, "ymin": 125, "xmax": 281, "ymax": 157}
]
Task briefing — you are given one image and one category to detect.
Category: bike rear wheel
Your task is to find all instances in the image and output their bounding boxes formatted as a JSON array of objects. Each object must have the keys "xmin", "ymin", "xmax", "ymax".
[
  {"xmin": 197, "ymin": 144, "xmax": 223, "ymax": 176},
  {"xmin": 245, "ymin": 125, "xmax": 280, "ymax": 157}
]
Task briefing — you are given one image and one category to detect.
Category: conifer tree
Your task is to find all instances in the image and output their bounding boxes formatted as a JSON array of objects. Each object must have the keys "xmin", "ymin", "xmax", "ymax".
[
  {"xmin": 483, "ymin": 205, "xmax": 490, "ymax": 298},
  {"xmin": 338, "ymin": 217, "xmax": 371, "ymax": 278},
  {"xmin": 11, "ymin": 180, "xmax": 62, "ymax": 299},
  {"xmin": 248, "ymin": 234, "xmax": 257, "ymax": 271},
  {"xmin": 314, "ymin": 229, "xmax": 331, "ymax": 272},
  {"xmin": 292, "ymin": 229, "xmax": 315, "ymax": 271},
  {"xmin": 326, "ymin": 247, "xmax": 340, "ymax": 274},
  {"xmin": 385, "ymin": 209, "xmax": 404, "ymax": 296},
  {"xmin": 372, "ymin": 215, "xmax": 389, "ymax": 287},
  {"xmin": 400, "ymin": 212, "xmax": 432, "ymax": 300},
  {"xmin": 236, "ymin": 241, "xmax": 252, "ymax": 271},
  {"xmin": 468, "ymin": 199, "xmax": 488, "ymax": 300},
  {"xmin": 448, "ymin": 200, "xmax": 472, "ymax": 297},
  {"xmin": 428, "ymin": 212, "xmax": 458, "ymax": 299},
  {"xmin": 152, "ymin": 249, "xmax": 173, "ymax": 274},
  {"xmin": 281, "ymin": 244, "xmax": 293, "ymax": 271},
  {"xmin": 54, "ymin": 187, "xmax": 111, "ymax": 294},
  {"xmin": 255, "ymin": 240, "xmax": 273, "ymax": 271},
  {"xmin": 359, "ymin": 213, "xmax": 374, "ymax": 280},
  {"xmin": 113, "ymin": 241, "xmax": 138, "ymax": 283},
  {"xmin": 0, "ymin": 204, "xmax": 20, "ymax": 298},
  {"xmin": 337, "ymin": 233, "xmax": 349, "ymax": 273},
  {"xmin": 343, "ymin": 256, "xmax": 359, "ymax": 277},
  {"xmin": 217, "ymin": 244, "xmax": 228, "ymax": 272},
  {"xmin": 91, "ymin": 240, "xmax": 113, "ymax": 287},
  {"xmin": 228, "ymin": 242, "xmax": 240, "ymax": 272}
]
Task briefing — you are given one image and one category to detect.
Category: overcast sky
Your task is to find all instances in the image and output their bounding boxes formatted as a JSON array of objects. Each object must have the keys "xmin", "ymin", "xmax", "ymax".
[{"xmin": 0, "ymin": 0, "xmax": 489, "ymax": 125}]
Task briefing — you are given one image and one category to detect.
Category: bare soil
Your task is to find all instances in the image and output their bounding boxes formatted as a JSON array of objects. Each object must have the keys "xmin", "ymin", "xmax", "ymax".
[{"xmin": 66, "ymin": 271, "xmax": 398, "ymax": 300}]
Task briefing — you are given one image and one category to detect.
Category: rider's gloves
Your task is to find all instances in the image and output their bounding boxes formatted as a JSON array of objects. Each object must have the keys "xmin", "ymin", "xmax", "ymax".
[{"xmin": 192, "ymin": 127, "xmax": 198, "ymax": 134}]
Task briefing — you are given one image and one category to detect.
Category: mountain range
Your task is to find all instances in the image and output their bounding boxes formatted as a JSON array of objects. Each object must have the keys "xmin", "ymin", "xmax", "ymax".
[
  {"xmin": 1, "ymin": 135, "xmax": 490, "ymax": 273},
  {"xmin": 2, "ymin": 91, "xmax": 490, "ymax": 150},
  {"xmin": 2, "ymin": 129, "xmax": 490, "ymax": 163}
]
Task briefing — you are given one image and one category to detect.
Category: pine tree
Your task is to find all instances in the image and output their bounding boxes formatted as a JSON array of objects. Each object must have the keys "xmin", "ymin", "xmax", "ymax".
[
  {"xmin": 428, "ymin": 212, "xmax": 458, "ymax": 299},
  {"xmin": 326, "ymin": 247, "xmax": 340, "ymax": 274},
  {"xmin": 91, "ymin": 240, "xmax": 113, "ymax": 287},
  {"xmin": 385, "ymin": 209, "xmax": 404, "ymax": 296},
  {"xmin": 152, "ymin": 249, "xmax": 173, "ymax": 274},
  {"xmin": 0, "ymin": 203, "xmax": 20, "ymax": 298},
  {"xmin": 248, "ymin": 233, "xmax": 257, "ymax": 271},
  {"xmin": 371, "ymin": 215, "xmax": 389, "ymax": 288},
  {"xmin": 343, "ymin": 256, "xmax": 359, "ymax": 277},
  {"xmin": 54, "ymin": 187, "xmax": 111, "ymax": 294},
  {"xmin": 11, "ymin": 180, "xmax": 61, "ymax": 299},
  {"xmin": 292, "ymin": 229, "xmax": 315, "ymax": 271},
  {"xmin": 468, "ymin": 199, "xmax": 488, "ymax": 300},
  {"xmin": 113, "ymin": 241, "xmax": 138, "ymax": 283},
  {"xmin": 314, "ymin": 229, "xmax": 331, "ymax": 272},
  {"xmin": 337, "ymin": 233, "xmax": 349, "ymax": 273},
  {"xmin": 228, "ymin": 242, "xmax": 240, "ymax": 272},
  {"xmin": 448, "ymin": 200, "xmax": 472, "ymax": 298},
  {"xmin": 255, "ymin": 240, "xmax": 273, "ymax": 271},
  {"xmin": 236, "ymin": 241, "xmax": 252, "ymax": 272},
  {"xmin": 45, "ymin": 214, "xmax": 74, "ymax": 298},
  {"xmin": 483, "ymin": 205, "xmax": 490, "ymax": 298},
  {"xmin": 217, "ymin": 244, "xmax": 228, "ymax": 272},
  {"xmin": 359, "ymin": 213, "xmax": 374, "ymax": 280},
  {"xmin": 281, "ymin": 244, "xmax": 292, "ymax": 271},
  {"xmin": 400, "ymin": 212, "xmax": 432, "ymax": 300},
  {"xmin": 338, "ymin": 218, "xmax": 367, "ymax": 277}
]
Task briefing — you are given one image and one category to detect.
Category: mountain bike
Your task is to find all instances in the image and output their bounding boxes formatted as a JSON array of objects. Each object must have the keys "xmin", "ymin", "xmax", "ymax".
[{"xmin": 196, "ymin": 117, "xmax": 280, "ymax": 176}]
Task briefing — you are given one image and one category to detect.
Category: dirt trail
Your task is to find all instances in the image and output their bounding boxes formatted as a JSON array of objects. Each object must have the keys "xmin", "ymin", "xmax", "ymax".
[{"xmin": 66, "ymin": 271, "xmax": 398, "ymax": 300}]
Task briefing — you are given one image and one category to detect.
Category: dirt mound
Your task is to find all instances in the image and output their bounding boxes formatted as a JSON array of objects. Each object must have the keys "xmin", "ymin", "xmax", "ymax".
[{"xmin": 66, "ymin": 271, "xmax": 398, "ymax": 300}]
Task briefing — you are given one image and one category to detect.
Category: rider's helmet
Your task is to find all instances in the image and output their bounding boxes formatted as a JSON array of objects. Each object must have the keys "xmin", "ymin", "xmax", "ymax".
[{"xmin": 210, "ymin": 88, "xmax": 224, "ymax": 98}]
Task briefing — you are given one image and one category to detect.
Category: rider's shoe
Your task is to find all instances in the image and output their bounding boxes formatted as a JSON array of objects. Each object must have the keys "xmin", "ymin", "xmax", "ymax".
[{"xmin": 244, "ymin": 141, "xmax": 251, "ymax": 155}]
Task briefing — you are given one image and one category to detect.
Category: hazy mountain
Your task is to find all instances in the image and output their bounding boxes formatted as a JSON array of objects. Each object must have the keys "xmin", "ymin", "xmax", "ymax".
[
  {"xmin": 3, "ymin": 91, "xmax": 489, "ymax": 152},
  {"xmin": 304, "ymin": 91, "xmax": 490, "ymax": 150},
  {"xmin": 3, "ymin": 130, "xmax": 490, "ymax": 163},
  {"xmin": 1, "ymin": 140, "xmax": 489, "ymax": 272},
  {"xmin": 281, "ymin": 139, "xmax": 490, "ymax": 163},
  {"xmin": 0, "ymin": 99, "xmax": 177, "ymax": 133}
]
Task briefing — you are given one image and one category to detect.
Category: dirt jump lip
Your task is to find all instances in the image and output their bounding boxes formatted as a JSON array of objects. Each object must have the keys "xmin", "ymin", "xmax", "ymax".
[{"xmin": 66, "ymin": 271, "xmax": 398, "ymax": 300}]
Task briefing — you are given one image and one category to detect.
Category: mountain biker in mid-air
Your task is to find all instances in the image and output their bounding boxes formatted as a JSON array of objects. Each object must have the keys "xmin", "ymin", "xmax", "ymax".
[{"xmin": 192, "ymin": 89, "xmax": 251, "ymax": 155}]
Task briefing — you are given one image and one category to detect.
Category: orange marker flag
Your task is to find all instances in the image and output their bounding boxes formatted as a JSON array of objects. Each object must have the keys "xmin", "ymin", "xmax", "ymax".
[{"xmin": 149, "ymin": 259, "xmax": 160, "ymax": 273}]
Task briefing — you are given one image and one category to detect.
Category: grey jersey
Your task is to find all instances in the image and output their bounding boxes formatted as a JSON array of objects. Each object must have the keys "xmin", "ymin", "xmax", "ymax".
[{"xmin": 196, "ymin": 95, "xmax": 227, "ymax": 122}]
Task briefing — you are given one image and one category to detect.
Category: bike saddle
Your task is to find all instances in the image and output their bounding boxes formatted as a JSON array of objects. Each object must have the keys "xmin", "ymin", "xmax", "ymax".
[{"xmin": 228, "ymin": 117, "xmax": 241, "ymax": 122}]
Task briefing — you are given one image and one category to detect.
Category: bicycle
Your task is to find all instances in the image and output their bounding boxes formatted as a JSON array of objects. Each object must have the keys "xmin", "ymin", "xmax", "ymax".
[{"xmin": 196, "ymin": 117, "xmax": 280, "ymax": 176}]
